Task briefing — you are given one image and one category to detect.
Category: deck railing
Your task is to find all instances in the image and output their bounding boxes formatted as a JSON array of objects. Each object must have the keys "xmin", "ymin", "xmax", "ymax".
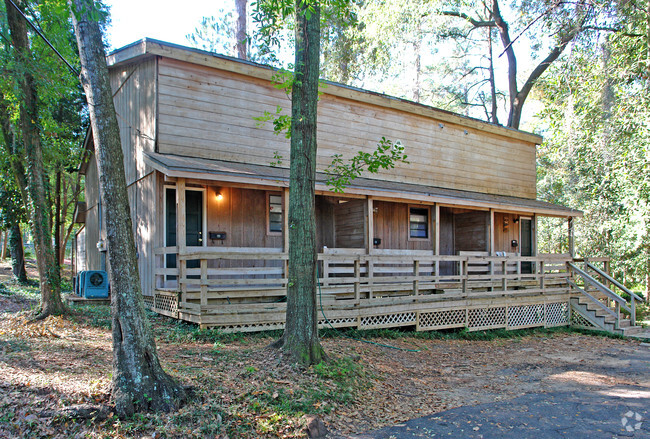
[{"xmin": 153, "ymin": 246, "xmax": 573, "ymax": 309}]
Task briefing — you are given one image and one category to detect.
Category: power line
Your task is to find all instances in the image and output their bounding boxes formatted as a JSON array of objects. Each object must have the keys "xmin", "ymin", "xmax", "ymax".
[{"xmin": 6, "ymin": 0, "xmax": 80, "ymax": 76}]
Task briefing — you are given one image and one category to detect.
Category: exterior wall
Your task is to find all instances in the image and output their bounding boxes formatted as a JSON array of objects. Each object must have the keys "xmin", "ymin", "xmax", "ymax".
[
  {"xmin": 156, "ymin": 57, "xmax": 537, "ymax": 199},
  {"xmin": 494, "ymin": 212, "xmax": 521, "ymax": 254},
  {"xmin": 206, "ymin": 185, "xmax": 283, "ymax": 249},
  {"xmin": 334, "ymin": 199, "xmax": 366, "ymax": 248},
  {"xmin": 83, "ymin": 153, "xmax": 102, "ymax": 271},
  {"xmin": 372, "ymin": 201, "xmax": 433, "ymax": 250},
  {"xmin": 105, "ymin": 58, "xmax": 158, "ymax": 295},
  {"xmin": 454, "ymin": 211, "xmax": 489, "ymax": 253}
]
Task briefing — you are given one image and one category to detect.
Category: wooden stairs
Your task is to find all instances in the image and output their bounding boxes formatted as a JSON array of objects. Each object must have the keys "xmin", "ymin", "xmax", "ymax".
[{"xmin": 567, "ymin": 262, "xmax": 646, "ymax": 337}]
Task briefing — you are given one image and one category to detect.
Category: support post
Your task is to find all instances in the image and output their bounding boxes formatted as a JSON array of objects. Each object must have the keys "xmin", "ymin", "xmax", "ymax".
[
  {"xmin": 200, "ymin": 258, "xmax": 207, "ymax": 307},
  {"xmin": 367, "ymin": 196, "xmax": 374, "ymax": 254},
  {"xmin": 177, "ymin": 178, "xmax": 186, "ymax": 304},
  {"xmin": 435, "ymin": 204, "xmax": 440, "ymax": 280},
  {"xmin": 568, "ymin": 216, "xmax": 575, "ymax": 258}
]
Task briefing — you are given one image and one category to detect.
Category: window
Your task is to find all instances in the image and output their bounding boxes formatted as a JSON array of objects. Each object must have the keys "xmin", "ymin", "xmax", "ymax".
[
  {"xmin": 409, "ymin": 207, "xmax": 429, "ymax": 239},
  {"xmin": 268, "ymin": 193, "xmax": 283, "ymax": 234}
]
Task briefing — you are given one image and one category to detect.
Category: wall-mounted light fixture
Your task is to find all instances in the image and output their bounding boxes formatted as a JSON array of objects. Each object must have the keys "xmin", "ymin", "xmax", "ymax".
[
  {"xmin": 215, "ymin": 189, "xmax": 223, "ymax": 201},
  {"xmin": 513, "ymin": 217, "xmax": 519, "ymax": 224}
]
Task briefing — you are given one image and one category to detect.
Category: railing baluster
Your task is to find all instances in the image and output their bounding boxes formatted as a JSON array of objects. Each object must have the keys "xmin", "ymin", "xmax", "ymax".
[{"xmin": 413, "ymin": 259, "xmax": 420, "ymax": 296}]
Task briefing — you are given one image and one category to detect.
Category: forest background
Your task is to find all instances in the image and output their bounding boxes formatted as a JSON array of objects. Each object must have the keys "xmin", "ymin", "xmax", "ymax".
[{"xmin": 2, "ymin": 0, "xmax": 650, "ymax": 296}]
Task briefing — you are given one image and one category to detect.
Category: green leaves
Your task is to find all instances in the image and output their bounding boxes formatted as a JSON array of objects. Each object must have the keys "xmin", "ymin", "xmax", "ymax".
[{"xmin": 325, "ymin": 136, "xmax": 408, "ymax": 193}]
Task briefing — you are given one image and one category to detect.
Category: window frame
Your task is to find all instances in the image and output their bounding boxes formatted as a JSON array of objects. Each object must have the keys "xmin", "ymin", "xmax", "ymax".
[
  {"xmin": 266, "ymin": 191, "xmax": 284, "ymax": 236},
  {"xmin": 408, "ymin": 205, "xmax": 431, "ymax": 241}
]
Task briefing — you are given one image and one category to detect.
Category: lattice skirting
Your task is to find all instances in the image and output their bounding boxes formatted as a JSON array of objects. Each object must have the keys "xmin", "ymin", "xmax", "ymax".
[
  {"xmin": 570, "ymin": 310, "xmax": 597, "ymax": 329},
  {"xmin": 146, "ymin": 292, "xmax": 179, "ymax": 318},
  {"xmin": 469, "ymin": 307, "xmax": 507, "ymax": 330},
  {"xmin": 546, "ymin": 302, "xmax": 570, "ymax": 326},
  {"xmin": 419, "ymin": 309, "xmax": 466, "ymax": 330},
  {"xmin": 148, "ymin": 295, "xmax": 570, "ymax": 333},
  {"xmin": 360, "ymin": 312, "xmax": 416, "ymax": 329}
]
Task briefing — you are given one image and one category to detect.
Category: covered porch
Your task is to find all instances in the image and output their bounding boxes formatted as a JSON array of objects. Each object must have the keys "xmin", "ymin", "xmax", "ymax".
[{"xmin": 142, "ymin": 153, "xmax": 585, "ymax": 332}]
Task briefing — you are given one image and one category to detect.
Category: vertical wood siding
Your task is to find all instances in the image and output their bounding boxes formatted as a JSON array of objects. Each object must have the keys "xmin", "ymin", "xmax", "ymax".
[
  {"xmin": 109, "ymin": 58, "xmax": 157, "ymax": 295},
  {"xmin": 454, "ymin": 211, "xmax": 489, "ymax": 253},
  {"xmin": 372, "ymin": 201, "xmax": 433, "ymax": 250},
  {"xmin": 334, "ymin": 199, "xmax": 366, "ymax": 248},
  {"xmin": 494, "ymin": 212, "xmax": 521, "ymax": 253}
]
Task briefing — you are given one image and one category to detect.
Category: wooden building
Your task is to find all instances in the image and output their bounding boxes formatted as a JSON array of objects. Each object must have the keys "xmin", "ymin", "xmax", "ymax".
[{"xmin": 75, "ymin": 39, "xmax": 643, "ymax": 334}]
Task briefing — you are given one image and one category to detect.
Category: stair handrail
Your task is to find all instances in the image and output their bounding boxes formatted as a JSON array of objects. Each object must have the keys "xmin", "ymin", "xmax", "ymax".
[
  {"xmin": 567, "ymin": 262, "xmax": 634, "ymax": 325},
  {"xmin": 586, "ymin": 262, "xmax": 644, "ymax": 303}
]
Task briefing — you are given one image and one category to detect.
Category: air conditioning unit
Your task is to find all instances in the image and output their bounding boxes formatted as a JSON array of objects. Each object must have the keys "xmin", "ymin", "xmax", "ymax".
[{"xmin": 79, "ymin": 270, "xmax": 109, "ymax": 299}]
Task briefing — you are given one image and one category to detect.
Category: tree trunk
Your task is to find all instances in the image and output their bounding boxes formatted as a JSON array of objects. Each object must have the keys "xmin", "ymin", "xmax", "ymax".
[
  {"xmin": 5, "ymin": 0, "xmax": 64, "ymax": 318},
  {"xmin": 235, "ymin": 0, "xmax": 247, "ymax": 59},
  {"xmin": 71, "ymin": 0, "xmax": 186, "ymax": 418},
  {"xmin": 1, "ymin": 230, "xmax": 7, "ymax": 259},
  {"xmin": 55, "ymin": 169, "xmax": 62, "ymax": 268},
  {"xmin": 273, "ymin": 0, "xmax": 325, "ymax": 366},
  {"xmin": 9, "ymin": 223, "xmax": 27, "ymax": 283}
]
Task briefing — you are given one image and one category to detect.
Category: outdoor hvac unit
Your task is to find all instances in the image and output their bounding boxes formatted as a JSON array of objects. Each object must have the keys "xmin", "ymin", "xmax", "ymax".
[{"xmin": 79, "ymin": 270, "xmax": 109, "ymax": 299}]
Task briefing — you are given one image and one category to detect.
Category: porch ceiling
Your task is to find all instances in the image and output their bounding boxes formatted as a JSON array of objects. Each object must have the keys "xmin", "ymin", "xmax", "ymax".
[{"xmin": 144, "ymin": 152, "xmax": 582, "ymax": 218}]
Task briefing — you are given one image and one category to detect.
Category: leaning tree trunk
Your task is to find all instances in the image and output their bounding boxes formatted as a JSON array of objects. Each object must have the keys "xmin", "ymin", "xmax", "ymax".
[
  {"xmin": 272, "ymin": 0, "xmax": 325, "ymax": 365},
  {"xmin": 5, "ymin": 0, "xmax": 64, "ymax": 317},
  {"xmin": 71, "ymin": 0, "xmax": 186, "ymax": 418},
  {"xmin": 235, "ymin": 0, "xmax": 247, "ymax": 59},
  {"xmin": 9, "ymin": 223, "xmax": 27, "ymax": 283}
]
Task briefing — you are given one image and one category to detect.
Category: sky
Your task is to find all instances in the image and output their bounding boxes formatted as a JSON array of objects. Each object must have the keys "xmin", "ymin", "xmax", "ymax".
[{"xmin": 104, "ymin": 0, "xmax": 233, "ymax": 51}]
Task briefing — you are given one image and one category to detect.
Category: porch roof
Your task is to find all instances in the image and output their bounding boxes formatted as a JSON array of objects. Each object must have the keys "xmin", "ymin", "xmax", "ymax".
[{"xmin": 144, "ymin": 152, "xmax": 582, "ymax": 218}]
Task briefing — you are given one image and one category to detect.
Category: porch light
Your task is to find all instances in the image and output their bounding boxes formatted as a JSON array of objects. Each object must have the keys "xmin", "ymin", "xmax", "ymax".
[{"xmin": 215, "ymin": 191, "xmax": 223, "ymax": 201}]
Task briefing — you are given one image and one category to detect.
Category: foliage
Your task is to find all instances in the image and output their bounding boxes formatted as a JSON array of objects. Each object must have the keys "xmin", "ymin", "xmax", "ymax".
[
  {"xmin": 535, "ymin": 3, "xmax": 650, "ymax": 292},
  {"xmin": 326, "ymin": 136, "xmax": 408, "ymax": 192}
]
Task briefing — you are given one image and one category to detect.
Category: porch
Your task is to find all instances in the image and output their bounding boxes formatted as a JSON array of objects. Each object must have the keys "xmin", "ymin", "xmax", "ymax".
[{"xmin": 147, "ymin": 247, "xmax": 575, "ymax": 332}]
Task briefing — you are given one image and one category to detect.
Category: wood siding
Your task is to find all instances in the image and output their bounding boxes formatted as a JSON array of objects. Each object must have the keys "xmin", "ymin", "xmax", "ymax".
[
  {"xmin": 494, "ymin": 212, "xmax": 521, "ymax": 253},
  {"xmin": 156, "ymin": 58, "xmax": 537, "ymax": 199},
  {"xmin": 454, "ymin": 211, "xmax": 489, "ymax": 253},
  {"xmin": 108, "ymin": 58, "xmax": 157, "ymax": 295},
  {"xmin": 373, "ymin": 201, "xmax": 432, "ymax": 250},
  {"xmin": 334, "ymin": 199, "xmax": 366, "ymax": 248},
  {"xmin": 206, "ymin": 186, "xmax": 282, "ymax": 249},
  {"xmin": 83, "ymin": 153, "xmax": 102, "ymax": 271}
]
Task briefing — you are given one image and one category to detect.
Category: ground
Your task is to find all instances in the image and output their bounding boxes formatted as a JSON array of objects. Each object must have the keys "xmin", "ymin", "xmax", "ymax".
[{"xmin": 0, "ymin": 259, "xmax": 649, "ymax": 438}]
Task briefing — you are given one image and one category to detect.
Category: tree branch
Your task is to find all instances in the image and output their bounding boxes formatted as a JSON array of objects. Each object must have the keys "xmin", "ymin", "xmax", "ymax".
[{"xmin": 440, "ymin": 10, "xmax": 495, "ymax": 28}]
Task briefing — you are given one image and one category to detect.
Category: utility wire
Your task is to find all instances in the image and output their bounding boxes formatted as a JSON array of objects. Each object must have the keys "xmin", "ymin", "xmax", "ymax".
[{"xmin": 6, "ymin": 0, "xmax": 80, "ymax": 76}]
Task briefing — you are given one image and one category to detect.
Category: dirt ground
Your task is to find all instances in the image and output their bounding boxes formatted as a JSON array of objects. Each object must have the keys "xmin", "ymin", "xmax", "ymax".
[{"xmin": 0, "ymin": 259, "xmax": 649, "ymax": 438}]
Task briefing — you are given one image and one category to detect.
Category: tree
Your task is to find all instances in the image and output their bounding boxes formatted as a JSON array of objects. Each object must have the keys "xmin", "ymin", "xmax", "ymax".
[
  {"xmin": 4, "ymin": 0, "xmax": 64, "ymax": 317},
  {"xmin": 257, "ymin": 0, "xmax": 326, "ymax": 365},
  {"xmin": 70, "ymin": 0, "xmax": 186, "ymax": 417},
  {"xmin": 235, "ymin": 0, "xmax": 248, "ymax": 59},
  {"xmin": 535, "ymin": 1, "xmax": 650, "ymax": 294}
]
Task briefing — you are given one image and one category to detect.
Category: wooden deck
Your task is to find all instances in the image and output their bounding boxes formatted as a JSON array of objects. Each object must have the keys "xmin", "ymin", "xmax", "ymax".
[{"xmin": 143, "ymin": 247, "xmax": 575, "ymax": 332}]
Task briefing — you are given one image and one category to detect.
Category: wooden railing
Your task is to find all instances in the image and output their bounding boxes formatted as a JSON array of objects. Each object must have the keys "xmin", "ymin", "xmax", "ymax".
[
  {"xmin": 567, "ymin": 261, "xmax": 642, "ymax": 326},
  {"xmin": 153, "ymin": 247, "xmax": 573, "ymax": 310}
]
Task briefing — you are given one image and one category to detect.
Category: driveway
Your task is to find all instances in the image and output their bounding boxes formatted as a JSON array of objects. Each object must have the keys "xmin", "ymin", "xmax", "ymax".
[{"xmin": 351, "ymin": 343, "xmax": 650, "ymax": 439}]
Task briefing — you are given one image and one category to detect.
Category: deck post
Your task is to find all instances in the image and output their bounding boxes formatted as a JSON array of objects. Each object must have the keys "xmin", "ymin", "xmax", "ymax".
[
  {"xmin": 434, "ymin": 204, "xmax": 440, "ymax": 280},
  {"xmin": 568, "ymin": 217, "xmax": 575, "ymax": 258},
  {"xmin": 283, "ymin": 187, "xmax": 289, "ymax": 281},
  {"xmin": 354, "ymin": 258, "xmax": 360, "ymax": 302},
  {"xmin": 489, "ymin": 208, "xmax": 494, "ymax": 255},
  {"xmin": 413, "ymin": 259, "xmax": 420, "ymax": 296},
  {"xmin": 177, "ymin": 178, "xmax": 187, "ymax": 305},
  {"xmin": 200, "ymin": 259, "xmax": 208, "ymax": 307},
  {"xmin": 367, "ymin": 197, "xmax": 374, "ymax": 297}
]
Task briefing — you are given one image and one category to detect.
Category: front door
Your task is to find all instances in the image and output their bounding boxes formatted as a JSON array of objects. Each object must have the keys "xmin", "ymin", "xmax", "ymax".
[
  {"xmin": 520, "ymin": 218, "xmax": 533, "ymax": 274},
  {"xmin": 165, "ymin": 188, "xmax": 204, "ymax": 278}
]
